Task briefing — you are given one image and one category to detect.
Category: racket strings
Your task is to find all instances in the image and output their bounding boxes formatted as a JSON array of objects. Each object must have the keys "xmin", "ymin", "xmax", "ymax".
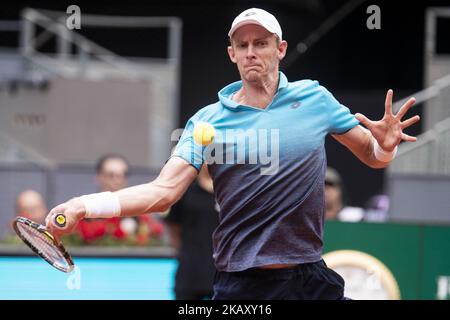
[{"xmin": 17, "ymin": 223, "xmax": 68, "ymax": 268}]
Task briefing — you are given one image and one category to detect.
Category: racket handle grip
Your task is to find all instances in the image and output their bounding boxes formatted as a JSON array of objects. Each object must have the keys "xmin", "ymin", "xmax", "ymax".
[{"xmin": 54, "ymin": 213, "xmax": 67, "ymax": 228}]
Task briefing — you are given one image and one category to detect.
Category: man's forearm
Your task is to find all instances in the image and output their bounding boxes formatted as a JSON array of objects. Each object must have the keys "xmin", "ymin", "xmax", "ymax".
[
  {"xmin": 76, "ymin": 181, "xmax": 174, "ymax": 219},
  {"xmin": 333, "ymin": 125, "xmax": 396, "ymax": 169},
  {"xmin": 115, "ymin": 179, "xmax": 176, "ymax": 217}
]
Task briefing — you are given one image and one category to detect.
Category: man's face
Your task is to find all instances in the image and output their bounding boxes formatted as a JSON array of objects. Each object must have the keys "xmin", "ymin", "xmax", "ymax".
[
  {"xmin": 228, "ymin": 24, "xmax": 287, "ymax": 83},
  {"xmin": 97, "ymin": 158, "xmax": 129, "ymax": 192}
]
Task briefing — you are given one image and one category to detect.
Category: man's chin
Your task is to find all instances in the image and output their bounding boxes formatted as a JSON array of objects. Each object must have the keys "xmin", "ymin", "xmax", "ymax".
[{"xmin": 243, "ymin": 71, "xmax": 263, "ymax": 82}]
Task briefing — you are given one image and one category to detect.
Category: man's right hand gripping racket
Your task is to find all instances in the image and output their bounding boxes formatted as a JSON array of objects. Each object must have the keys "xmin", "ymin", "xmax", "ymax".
[{"xmin": 12, "ymin": 213, "xmax": 75, "ymax": 273}]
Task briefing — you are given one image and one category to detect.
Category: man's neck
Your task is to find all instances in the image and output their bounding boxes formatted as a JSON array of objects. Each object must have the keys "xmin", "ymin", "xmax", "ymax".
[{"xmin": 233, "ymin": 71, "xmax": 279, "ymax": 109}]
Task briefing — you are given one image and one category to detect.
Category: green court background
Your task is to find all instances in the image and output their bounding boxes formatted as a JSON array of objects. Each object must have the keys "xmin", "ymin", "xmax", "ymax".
[{"xmin": 323, "ymin": 221, "xmax": 450, "ymax": 299}]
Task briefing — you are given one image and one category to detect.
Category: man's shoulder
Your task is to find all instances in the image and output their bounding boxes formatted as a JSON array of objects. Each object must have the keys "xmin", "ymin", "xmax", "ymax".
[
  {"xmin": 189, "ymin": 101, "xmax": 223, "ymax": 122},
  {"xmin": 288, "ymin": 79, "xmax": 321, "ymax": 90},
  {"xmin": 286, "ymin": 79, "xmax": 331, "ymax": 99}
]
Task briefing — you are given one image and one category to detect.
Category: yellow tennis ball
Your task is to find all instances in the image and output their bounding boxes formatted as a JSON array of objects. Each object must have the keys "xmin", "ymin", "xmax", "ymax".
[{"xmin": 193, "ymin": 122, "xmax": 215, "ymax": 146}]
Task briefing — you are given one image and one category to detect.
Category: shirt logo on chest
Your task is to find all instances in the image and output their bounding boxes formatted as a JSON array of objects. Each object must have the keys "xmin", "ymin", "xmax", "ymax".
[{"xmin": 290, "ymin": 101, "xmax": 302, "ymax": 109}]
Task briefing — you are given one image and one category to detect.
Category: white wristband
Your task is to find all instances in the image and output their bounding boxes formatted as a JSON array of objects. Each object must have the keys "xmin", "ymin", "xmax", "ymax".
[
  {"xmin": 373, "ymin": 138, "xmax": 398, "ymax": 162},
  {"xmin": 80, "ymin": 192, "xmax": 121, "ymax": 219}
]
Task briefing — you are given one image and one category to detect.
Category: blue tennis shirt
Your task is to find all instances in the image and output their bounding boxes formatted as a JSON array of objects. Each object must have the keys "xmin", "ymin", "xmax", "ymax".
[{"xmin": 173, "ymin": 72, "xmax": 359, "ymax": 272}]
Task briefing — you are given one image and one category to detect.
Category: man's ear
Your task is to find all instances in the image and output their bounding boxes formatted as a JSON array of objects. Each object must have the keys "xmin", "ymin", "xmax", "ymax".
[
  {"xmin": 227, "ymin": 45, "xmax": 237, "ymax": 64},
  {"xmin": 278, "ymin": 40, "xmax": 288, "ymax": 61}
]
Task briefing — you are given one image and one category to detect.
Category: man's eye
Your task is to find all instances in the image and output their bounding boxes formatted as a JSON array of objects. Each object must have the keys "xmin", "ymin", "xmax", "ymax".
[
  {"xmin": 238, "ymin": 43, "xmax": 247, "ymax": 48},
  {"xmin": 257, "ymin": 41, "xmax": 267, "ymax": 46}
]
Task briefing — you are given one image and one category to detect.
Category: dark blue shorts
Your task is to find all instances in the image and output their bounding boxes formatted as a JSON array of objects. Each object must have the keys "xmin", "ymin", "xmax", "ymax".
[{"xmin": 213, "ymin": 260, "xmax": 346, "ymax": 300}]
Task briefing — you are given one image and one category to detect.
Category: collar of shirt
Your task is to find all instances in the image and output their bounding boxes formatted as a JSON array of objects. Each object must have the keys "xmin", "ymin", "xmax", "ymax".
[{"xmin": 218, "ymin": 71, "xmax": 289, "ymax": 110}]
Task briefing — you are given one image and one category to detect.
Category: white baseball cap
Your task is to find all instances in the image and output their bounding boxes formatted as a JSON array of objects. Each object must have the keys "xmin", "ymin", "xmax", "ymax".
[{"xmin": 228, "ymin": 8, "xmax": 282, "ymax": 40}]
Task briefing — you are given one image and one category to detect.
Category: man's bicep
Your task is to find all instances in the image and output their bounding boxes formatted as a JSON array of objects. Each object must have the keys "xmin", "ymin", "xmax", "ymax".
[{"xmin": 156, "ymin": 156, "xmax": 198, "ymax": 204}]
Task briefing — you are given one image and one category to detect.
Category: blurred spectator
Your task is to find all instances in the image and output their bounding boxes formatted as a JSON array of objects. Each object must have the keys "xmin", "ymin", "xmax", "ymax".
[
  {"xmin": 364, "ymin": 194, "xmax": 390, "ymax": 222},
  {"xmin": 15, "ymin": 189, "xmax": 47, "ymax": 224},
  {"xmin": 1, "ymin": 189, "xmax": 47, "ymax": 243},
  {"xmin": 95, "ymin": 154, "xmax": 129, "ymax": 193},
  {"xmin": 325, "ymin": 167, "xmax": 344, "ymax": 220},
  {"xmin": 76, "ymin": 154, "xmax": 164, "ymax": 245},
  {"xmin": 165, "ymin": 164, "xmax": 219, "ymax": 300},
  {"xmin": 325, "ymin": 167, "xmax": 364, "ymax": 222}
]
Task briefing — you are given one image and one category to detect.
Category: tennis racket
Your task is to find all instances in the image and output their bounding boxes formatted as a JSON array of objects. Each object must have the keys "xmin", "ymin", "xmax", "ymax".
[{"xmin": 12, "ymin": 213, "xmax": 75, "ymax": 273}]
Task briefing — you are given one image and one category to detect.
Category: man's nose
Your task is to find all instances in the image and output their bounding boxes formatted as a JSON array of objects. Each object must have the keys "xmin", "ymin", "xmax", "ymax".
[{"xmin": 246, "ymin": 45, "xmax": 256, "ymax": 59}]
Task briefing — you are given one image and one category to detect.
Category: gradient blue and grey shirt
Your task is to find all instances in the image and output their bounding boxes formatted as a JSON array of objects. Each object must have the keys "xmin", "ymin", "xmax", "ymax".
[{"xmin": 173, "ymin": 72, "xmax": 359, "ymax": 272}]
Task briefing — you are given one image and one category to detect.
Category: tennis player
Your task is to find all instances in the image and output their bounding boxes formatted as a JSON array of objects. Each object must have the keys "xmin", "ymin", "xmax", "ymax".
[{"xmin": 46, "ymin": 8, "xmax": 420, "ymax": 299}]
